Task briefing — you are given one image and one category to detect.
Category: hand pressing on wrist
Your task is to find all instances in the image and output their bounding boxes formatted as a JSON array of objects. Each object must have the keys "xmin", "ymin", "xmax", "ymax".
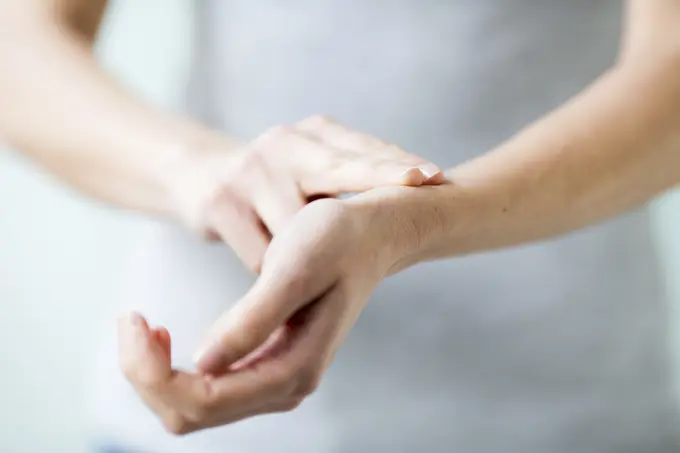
[
  {"xmin": 171, "ymin": 115, "xmax": 443, "ymax": 272},
  {"xmin": 117, "ymin": 196, "xmax": 413, "ymax": 434}
]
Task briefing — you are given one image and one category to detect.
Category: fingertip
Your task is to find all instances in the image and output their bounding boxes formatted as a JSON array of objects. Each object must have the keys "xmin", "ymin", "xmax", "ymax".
[
  {"xmin": 193, "ymin": 342, "xmax": 226, "ymax": 376},
  {"xmin": 152, "ymin": 326, "xmax": 171, "ymax": 345},
  {"xmin": 423, "ymin": 171, "xmax": 447, "ymax": 185},
  {"xmin": 400, "ymin": 167, "xmax": 427, "ymax": 186},
  {"xmin": 399, "ymin": 163, "xmax": 445, "ymax": 187},
  {"xmin": 155, "ymin": 326, "xmax": 170, "ymax": 341},
  {"xmin": 417, "ymin": 163, "xmax": 443, "ymax": 180}
]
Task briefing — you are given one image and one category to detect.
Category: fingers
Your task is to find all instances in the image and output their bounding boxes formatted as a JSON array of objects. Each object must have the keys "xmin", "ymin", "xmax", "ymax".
[
  {"xmin": 152, "ymin": 327, "xmax": 172, "ymax": 362},
  {"xmin": 192, "ymin": 280, "xmax": 298, "ymax": 374},
  {"xmin": 118, "ymin": 312, "xmax": 178, "ymax": 428},
  {"xmin": 118, "ymin": 312, "xmax": 172, "ymax": 385},
  {"xmin": 208, "ymin": 193, "xmax": 270, "ymax": 274},
  {"xmin": 118, "ymin": 312, "xmax": 244, "ymax": 434},
  {"xmin": 295, "ymin": 115, "xmax": 388, "ymax": 151},
  {"xmin": 119, "ymin": 290, "xmax": 349, "ymax": 433},
  {"xmin": 294, "ymin": 115, "xmax": 445, "ymax": 189},
  {"xmin": 251, "ymin": 174, "xmax": 306, "ymax": 235},
  {"xmin": 253, "ymin": 121, "xmax": 434, "ymax": 194},
  {"xmin": 228, "ymin": 325, "xmax": 290, "ymax": 371},
  {"xmin": 283, "ymin": 291, "xmax": 346, "ymax": 394},
  {"xmin": 194, "ymin": 264, "xmax": 333, "ymax": 375},
  {"xmin": 203, "ymin": 117, "xmax": 443, "ymax": 274},
  {"xmin": 223, "ymin": 288, "xmax": 347, "ymax": 402},
  {"xmin": 204, "ymin": 294, "xmax": 345, "ymax": 417}
]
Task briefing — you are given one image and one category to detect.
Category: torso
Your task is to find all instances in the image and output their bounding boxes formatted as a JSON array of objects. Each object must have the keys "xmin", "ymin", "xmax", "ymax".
[{"xmin": 89, "ymin": 2, "xmax": 680, "ymax": 452}]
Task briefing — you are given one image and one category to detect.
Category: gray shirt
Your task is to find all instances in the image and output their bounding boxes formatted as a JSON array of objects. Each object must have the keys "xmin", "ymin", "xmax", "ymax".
[{"xmin": 90, "ymin": 2, "xmax": 680, "ymax": 452}]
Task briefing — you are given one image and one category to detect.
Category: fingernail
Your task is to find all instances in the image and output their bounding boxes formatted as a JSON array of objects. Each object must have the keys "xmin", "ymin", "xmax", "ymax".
[
  {"xmin": 193, "ymin": 341, "xmax": 225, "ymax": 373},
  {"xmin": 400, "ymin": 167, "xmax": 426, "ymax": 184},
  {"xmin": 417, "ymin": 163, "xmax": 442, "ymax": 179}
]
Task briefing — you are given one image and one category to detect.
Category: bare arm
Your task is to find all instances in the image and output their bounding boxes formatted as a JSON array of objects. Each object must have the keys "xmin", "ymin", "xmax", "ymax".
[
  {"xmin": 113, "ymin": 1, "xmax": 680, "ymax": 430},
  {"xmin": 350, "ymin": 0, "xmax": 680, "ymax": 270},
  {"xmin": 120, "ymin": 1, "xmax": 680, "ymax": 432},
  {"xmin": 0, "ymin": 0, "xmax": 239, "ymax": 217},
  {"xmin": 0, "ymin": 2, "xmax": 443, "ymax": 272}
]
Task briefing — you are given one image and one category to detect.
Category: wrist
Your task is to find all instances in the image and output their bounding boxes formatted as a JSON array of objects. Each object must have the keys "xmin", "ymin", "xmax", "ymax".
[
  {"xmin": 164, "ymin": 134, "xmax": 244, "ymax": 235},
  {"xmin": 346, "ymin": 185, "xmax": 450, "ymax": 275}
]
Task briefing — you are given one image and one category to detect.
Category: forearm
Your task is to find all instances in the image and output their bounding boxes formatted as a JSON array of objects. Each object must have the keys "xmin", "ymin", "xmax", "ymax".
[
  {"xmin": 0, "ymin": 3, "xmax": 237, "ymax": 218},
  {"xmin": 353, "ymin": 56, "xmax": 680, "ymax": 272}
]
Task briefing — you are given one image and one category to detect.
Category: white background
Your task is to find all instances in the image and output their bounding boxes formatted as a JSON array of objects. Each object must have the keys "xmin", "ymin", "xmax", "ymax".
[{"xmin": 0, "ymin": 2, "xmax": 192, "ymax": 452}]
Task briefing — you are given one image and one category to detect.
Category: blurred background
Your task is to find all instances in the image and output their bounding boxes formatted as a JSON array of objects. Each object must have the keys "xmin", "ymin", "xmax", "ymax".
[
  {"xmin": 0, "ymin": 1, "xmax": 192, "ymax": 452},
  {"xmin": 2, "ymin": 1, "xmax": 680, "ymax": 452}
]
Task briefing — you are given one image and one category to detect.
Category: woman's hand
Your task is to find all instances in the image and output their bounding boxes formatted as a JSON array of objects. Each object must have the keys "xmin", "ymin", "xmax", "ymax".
[
  {"xmin": 172, "ymin": 115, "xmax": 443, "ymax": 272},
  {"xmin": 117, "ymin": 196, "xmax": 413, "ymax": 434}
]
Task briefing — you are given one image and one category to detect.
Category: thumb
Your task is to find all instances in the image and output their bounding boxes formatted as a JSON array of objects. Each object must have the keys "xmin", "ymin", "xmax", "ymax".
[{"xmin": 193, "ymin": 267, "xmax": 331, "ymax": 375}]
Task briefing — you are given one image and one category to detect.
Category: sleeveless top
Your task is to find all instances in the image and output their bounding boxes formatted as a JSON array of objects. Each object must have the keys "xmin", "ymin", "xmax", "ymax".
[{"xmin": 88, "ymin": 2, "xmax": 680, "ymax": 452}]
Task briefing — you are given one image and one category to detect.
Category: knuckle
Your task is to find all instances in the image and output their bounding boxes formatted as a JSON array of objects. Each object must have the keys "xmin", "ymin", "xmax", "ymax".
[
  {"xmin": 135, "ymin": 369, "xmax": 166, "ymax": 393},
  {"xmin": 162, "ymin": 411, "xmax": 192, "ymax": 436},
  {"xmin": 255, "ymin": 124, "xmax": 295, "ymax": 147},
  {"xmin": 298, "ymin": 114, "xmax": 334, "ymax": 129},
  {"xmin": 238, "ymin": 148, "xmax": 267, "ymax": 173}
]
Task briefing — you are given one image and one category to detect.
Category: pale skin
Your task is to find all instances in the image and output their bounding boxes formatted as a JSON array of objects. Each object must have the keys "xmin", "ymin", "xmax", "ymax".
[{"xmin": 2, "ymin": 0, "xmax": 680, "ymax": 436}]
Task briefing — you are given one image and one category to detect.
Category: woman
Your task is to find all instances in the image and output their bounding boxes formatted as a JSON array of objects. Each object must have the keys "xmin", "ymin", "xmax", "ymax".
[{"xmin": 2, "ymin": 1, "xmax": 680, "ymax": 452}]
